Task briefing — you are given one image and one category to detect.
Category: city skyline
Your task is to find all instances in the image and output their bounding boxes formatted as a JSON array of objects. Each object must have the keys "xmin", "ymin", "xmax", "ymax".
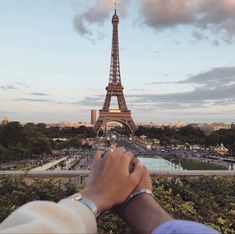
[{"xmin": 1, "ymin": 0, "xmax": 235, "ymax": 124}]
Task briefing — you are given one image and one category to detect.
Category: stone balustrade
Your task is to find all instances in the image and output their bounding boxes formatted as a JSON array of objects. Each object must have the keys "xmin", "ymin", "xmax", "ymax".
[{"xmin": 0, "ymin": 170, "xmax": 234, "ymax": 187}]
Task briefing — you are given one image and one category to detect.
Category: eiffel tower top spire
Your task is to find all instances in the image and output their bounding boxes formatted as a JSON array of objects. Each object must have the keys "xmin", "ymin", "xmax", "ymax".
[
  {"xmin": 109, "ymin": 3, "xmax": 121, "ymax": 85},
  {"xmin": 114, "ymin": 1, "xmax": 117, "ymax": 15}
]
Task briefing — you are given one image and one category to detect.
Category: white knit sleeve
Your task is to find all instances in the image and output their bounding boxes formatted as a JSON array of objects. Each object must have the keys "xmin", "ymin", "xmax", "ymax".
[{"xmin": 0, "ymin": 199, "xmax": 97, "ymax": 234}]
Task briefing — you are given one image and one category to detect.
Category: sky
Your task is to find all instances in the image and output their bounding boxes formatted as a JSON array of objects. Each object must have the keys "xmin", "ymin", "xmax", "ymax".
[{"xmin": 0, "ymin": 0, "xmax": 235, "ymax": 124}]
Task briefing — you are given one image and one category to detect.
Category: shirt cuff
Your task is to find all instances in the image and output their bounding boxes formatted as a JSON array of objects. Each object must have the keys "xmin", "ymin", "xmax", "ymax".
[
  {"xmin": 152, "ymin": 220, "xmax": 220, "ymax": 234},
  {"xmin": 59, "ymin": 199, "xmax": 97, "ymax": 233}
]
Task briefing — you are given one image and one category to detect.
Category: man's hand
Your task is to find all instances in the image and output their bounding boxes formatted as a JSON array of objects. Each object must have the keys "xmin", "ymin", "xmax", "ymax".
[{"xmin": 81, "ymin": 147, "xmax": 144, "ymax": 213}]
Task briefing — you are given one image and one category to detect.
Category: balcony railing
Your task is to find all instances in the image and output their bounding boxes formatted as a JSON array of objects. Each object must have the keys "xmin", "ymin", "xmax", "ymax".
[{"xmin": 0, "ymin": 170, "xmax": 234, "ymax": 187}]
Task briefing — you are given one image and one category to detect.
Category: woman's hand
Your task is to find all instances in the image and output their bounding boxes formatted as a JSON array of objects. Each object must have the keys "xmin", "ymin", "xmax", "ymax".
[
  {"xmin": 131, "ymin": 158, "xmax": 152, "ymax": 193},
  {"xmin": 81, "ymin": 147, "xmax": 144, "ymax": 213}
]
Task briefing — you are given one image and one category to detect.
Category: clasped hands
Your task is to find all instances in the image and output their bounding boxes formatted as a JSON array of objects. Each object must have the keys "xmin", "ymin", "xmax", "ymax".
[{"xmin": 81, "ymin": 147, "xmax": 152, "ymax": 213}]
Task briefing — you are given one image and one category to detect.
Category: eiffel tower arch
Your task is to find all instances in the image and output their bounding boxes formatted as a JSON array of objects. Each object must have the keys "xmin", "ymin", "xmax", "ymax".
[{"xmin": 94, "ymin": 8, "xmax": 136, "ymax": 135}]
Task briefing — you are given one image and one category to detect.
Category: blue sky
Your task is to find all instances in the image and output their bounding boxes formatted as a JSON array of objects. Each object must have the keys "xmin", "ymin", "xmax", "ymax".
[{"xmin": 1, "ymin": 0, "xmax": 235, "ymax": 124}]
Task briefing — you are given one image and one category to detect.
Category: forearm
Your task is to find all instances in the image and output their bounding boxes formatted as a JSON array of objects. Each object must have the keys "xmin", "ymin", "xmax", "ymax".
[
  {"xmin": 121, "ymin": 193, "xmax": 174, "ymax": 234},
  {"xmin": 0, "ymin": 200, "xmax": 97, "ymax": 234}
]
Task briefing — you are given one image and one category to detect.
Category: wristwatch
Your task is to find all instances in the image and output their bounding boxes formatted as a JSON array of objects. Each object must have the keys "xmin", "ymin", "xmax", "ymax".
[{"xmin": 69, "ymin": 193, "xmax": 100, "ymax": 218}]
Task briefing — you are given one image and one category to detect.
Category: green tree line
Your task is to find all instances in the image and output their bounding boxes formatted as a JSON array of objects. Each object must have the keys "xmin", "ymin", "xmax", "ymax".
[
  {"xmin": 135, "ymin": 125, "xmax": 235, "ymax": 152},
  {"xmin": 0, "ymin": 122, "xmax": 95, "ymax": 162}
]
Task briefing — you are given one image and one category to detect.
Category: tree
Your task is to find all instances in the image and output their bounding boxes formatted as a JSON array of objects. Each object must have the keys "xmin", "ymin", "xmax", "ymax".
[
  {"xmin": 0, "ymin": 122, "xmax": 52, "ymax": 162},
  {"xmin": 205, "ymin": 129, "xmax": 235, "ymax": 147},
  {"xmin": 27, "ymin": 137, "xmax": 51, "ymax": 155},
  {"xmin": 0, "ymin": 144, "xmax": 6, "ymax": 161},
  {"xmin": 228, "ymin": 143, "xmax": 235, "ymax": 156},
  {"xmin": 3, "ymin": 146, "xmax": 31, "ymax": 161},
  {"xmin": 0, "ymin": 122, "xmax": 25, "ymax": 147}
]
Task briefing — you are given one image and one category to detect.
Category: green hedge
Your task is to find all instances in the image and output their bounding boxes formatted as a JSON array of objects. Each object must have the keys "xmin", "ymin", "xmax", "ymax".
[{"xmin": 0, "ymin": 176, "xmax": 234, "ymax": 233}]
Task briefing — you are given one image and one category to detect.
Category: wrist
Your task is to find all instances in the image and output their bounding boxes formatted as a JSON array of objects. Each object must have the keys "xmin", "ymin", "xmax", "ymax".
[
  {"xmin": 121, "ymin": 193, "xmax": 174, "ymax": 234},
  {"xmin": 120, "ymin": 188, "xmax": 153, "ymax": 215},
  {"xmin": 121, "ymin": 192, "xmax": 154, "ymax": 218},
  {"xmin": 68, "ymin": 192, "xmax": 100, "ymax": 217},
  {"xmin": 81, "ymin": 188, "xmax": 112, "ymax": 213}
]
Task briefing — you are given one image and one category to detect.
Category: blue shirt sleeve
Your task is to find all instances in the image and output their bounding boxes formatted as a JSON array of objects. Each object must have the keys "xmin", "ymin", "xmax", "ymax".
[{"xmin": 152, "ymin": 220, "xmax": 220, "ymax": 234}]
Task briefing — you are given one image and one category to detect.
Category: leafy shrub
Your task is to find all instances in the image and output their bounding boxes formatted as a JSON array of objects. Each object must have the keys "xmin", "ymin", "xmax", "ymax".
[{"xmin": 0, "ymin": 176, "xmax": 234, "ymax": 233}]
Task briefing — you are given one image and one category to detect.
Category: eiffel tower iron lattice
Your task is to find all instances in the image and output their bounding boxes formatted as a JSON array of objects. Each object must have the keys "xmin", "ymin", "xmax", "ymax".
[{"xmin": 94, "ymin": 8, "xmax": 136, "ymax": 135}]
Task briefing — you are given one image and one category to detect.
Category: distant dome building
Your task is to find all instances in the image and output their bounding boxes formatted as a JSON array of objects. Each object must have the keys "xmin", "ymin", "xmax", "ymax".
[
  {"xmin": 2, "ymin": 116, "xmax": 9, "ymax": 126},
  {"xmin": 214, "ymin": 143, "xmax": 229, "ymax": 156}
]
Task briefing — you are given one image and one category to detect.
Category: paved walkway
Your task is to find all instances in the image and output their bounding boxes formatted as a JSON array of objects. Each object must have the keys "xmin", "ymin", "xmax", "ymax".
[
  {"xmin": 52, "ymin": 157, "xmax": 79, "ymax": 171},
  {"xmin": 31, "ymin": 157, "xmax": 68, "ymax": 172}
]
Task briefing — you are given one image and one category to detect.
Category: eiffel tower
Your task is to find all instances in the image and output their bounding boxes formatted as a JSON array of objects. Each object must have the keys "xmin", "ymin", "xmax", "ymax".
[{"xmin": 94, "ymin": 8, "xmax": 136, "ymax": 135}]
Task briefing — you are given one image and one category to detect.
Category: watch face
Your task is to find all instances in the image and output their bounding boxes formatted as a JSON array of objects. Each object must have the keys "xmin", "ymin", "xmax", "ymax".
[{"xmin": 73, "ymin": 193, "xmax": 82, "ymax": 201}]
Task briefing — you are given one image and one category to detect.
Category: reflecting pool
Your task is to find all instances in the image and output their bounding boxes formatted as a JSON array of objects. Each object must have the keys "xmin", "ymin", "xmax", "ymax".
[{"xmin": 138, "ymin": 157, "xmax": 184, "ymax": 171}]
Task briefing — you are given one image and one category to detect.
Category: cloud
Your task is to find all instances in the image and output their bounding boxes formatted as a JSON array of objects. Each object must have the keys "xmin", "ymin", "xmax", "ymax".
[
  {"xmin": 15, "ymin": 98, "xmax": 53, "ymax": 103},
  {"xmin": 0, "ymin": 82, "xmax": 30, "ymax": 91},
  {"xmin": 0, "ymin": 85, "xmax": 18, "ymax": 90},
  {"xmin": 145, "ymin": 81, "xmax": 176, "ymax": 85},
  {"xmin": 140, "ymin": 0, "xmax": 235, "ymax": 43},
  {"xmin": 70, "ymin": 0, "xmax": 235, "ymax": 43},
  {"xmin": 192, "ymin": 31, "xmax": 208, "ymax": 41},
  {"xmin": 14, "ymin": 98, "xmax": 65, "ymax": 105},
  {"xmin": 146, "ymin": 66, "xmax": 235, "ymax": 86},
  {"xmin": 128, "ymin": 85, "xmax": 235, "ymax": 109},
  {"xmin": 15, "ymin": 82, "xmax": 27, "ymax": 86},
  {"xmin": 30, "ymin": 92, "xmax": 49, "ymax": 96},
  {"xmin": 128, "ymin": 88, "xmax": 146, "ymax": 92},
  {"xmin": 184, "ymin": 66, "xmax": 235, "ymax": 87},
  {"xmin": 140, "ymin": 0, "xmax": 195, "ymax": 28},
  {"xmin": 15, "ymin": 82, "xmax": 31, "ymax": 88},
  {"xmin": 138, "ymin": 66, "xmax": 235, "ymax": 109},
  {"xmin": 73, "ymin": 0, "xmax": 130, "ymax": 37},
  {"xmin": 74, "ymin": 96, "xmax": 104, "ymax": 107},
  {"xmin": 72, "ymin": 0, "xmax": 235, "ymax": 43}
]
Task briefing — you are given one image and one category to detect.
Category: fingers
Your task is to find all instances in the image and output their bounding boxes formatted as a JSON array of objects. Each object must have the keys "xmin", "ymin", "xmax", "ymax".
[
  {"xmin": 142, "ymin": 166, "xmax": 152, "ymax": 189},
  {"xmin": 133, "ymin": 165, "xmax": 152, "ymax": 192},
  {"xmin": 122, "ymin": 151, "xmax": 134, "ymax": 173},
  {"xmin": 114, "ymin": 147, "xmax": 126, "ymax": 156},
  {"xmin": 94, "ymin": 148, "xmax": 117, "ymax": 160},
  {"xmin": 129, "ymin": 162, "xmax": 145, "ymax": 185},
  {"xmin": 95, "ymin": 151, "xmax": 104, "ymax": 160},
  {"xmin": 131, "ymin": 157, "xmax": 140, "ymax": 167},
  {"xmin": 95, "ymin": 147, "xmax": 136, "ymax": 170},
  {"xmin": 102, "ymin": 147, "xmax": 126, "ymax": 160},
  {"xmin": 124, "ymin": 151, "xmax": 134, "ymax": 160},
  {"xmin": 110, "ymin": 145, "xmax": 116, "ymax": 151},
  {"xmin": 129, "ymin": 157, "xmax": 139, "ymax": 173}
]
